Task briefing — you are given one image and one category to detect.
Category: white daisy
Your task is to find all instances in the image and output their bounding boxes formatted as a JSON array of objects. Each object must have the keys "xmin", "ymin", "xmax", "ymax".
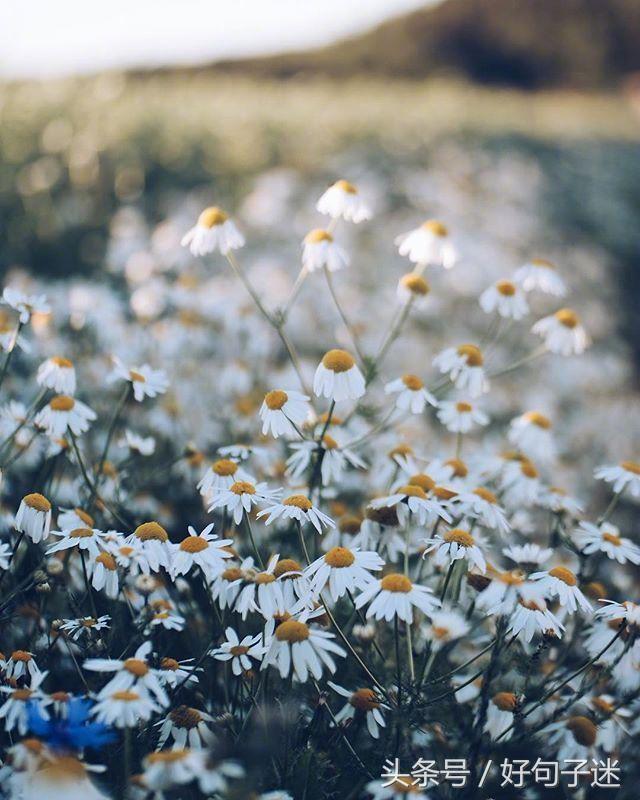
[
  {"xmin": 395, "ymin": 219, "xmax": 456, "ymax": 268},
  {"xmin": 207, "ymin": 480, "xmax": 280, "ymax": 525},
  {"xmin": 57, "ymin": 506, "xmax": 96, "ymax": 531},
  {"xmin": 258, "ymin": 494, "xmax": 335, "ymax": 534},
  {"xmin": 313, "ymin": 349, "xmax": 365, "ymax": 402},
  {"xmin": 46, "ymin": 526, "xmax": 107, "ymax": 560},
  {"xmin": 384, "ymin": 375, "xmax": 437, "ymax": 414},
  {"xmin": 304, "ymin": 545, "xmax": 383, "ymax": 602},
  {"xmin": 369, "ymin": 485, "xmax": 452, "ymax": 527},
  {"xmin": 2, "ymin": 287, "xmax": 50, "ymax": 324},
  {"xmin": 58, "ymin": 616, "xmax": 111, "ymax": 641},
  {"xmin": 155, "ymin": 706, "xmax": 216, "ymax": 750},
  {"xmin": 210, "ymin": 627, "xmax": 265, "ymax": 676},
  {"xmin": 595, "ymin": 599, "xmax": 640, "ymax": 628},
  {"xmin": 502, "ymin": 543, "xmax": 553, "ymax": 568},
  {"xmin": 327, "ymin": 682, "xmax": 387, "ymax": 739},
  {"xmin": 574, "ymin": 521, "xmax": 640, "ymax": 564},
  {"xmin": 514, "ymin": 258, "xmax": 567, "ymax": 296},
  {"xmin": 122, "ymin": 430, "xmax": 156, "ymax": 456},
  {"xmin": 259, "ymin": 389, "xmax": 310, "ymax": 438},
  {"xmin": 485, "ymin": 692, "xmax": 518, "ymax": 740},
  {"xmin": 262, "ymin": 616, "xmax": 346, "ymax": 682},
  {"xmin": 437, "ymin": 399, "xmax": 489, "ymax": 433},
  {"xmin": 92, "ymin": 688, "xmax": 160, "ymax": 728},
  {"xmin": 479, "ymin": 280, "xmax": 529, "ymax": 320},
  {"xmin": 233, "ymin": 555, "xmax": 285, "ymax": 620},
  {"xmin": 529, "ymin": 566, "xmax": 592, "ymax": 614},
  {"xmin": 433, "ymin": 344, "xmax": 488, "ymax": 398},
  {"xmin": 197, "ymin": 458, "xmax": 253, "ymax": 497},
  {"xmin": 36, "ymin": 356, "xmax": 76, "ymax": 394},
  {"xmin": 302, "ymin": 229, "xmax": 349, "ymax": 273},
  {"xmin": 181, "ymin": 206, "xmax": 245, "ymax": 256},
  {"xmin": 0, "ymin": 671, "xmax": 49, "ymax": 734},
  {"xmin": 170, "ymin": 523, "xmax": 233, "ymax": 578},
  {"xmin": 423, "ymin": 608, "xmax": 470, "ymax": 650},
  {"xmin": 286, "ymin": 435, "xmax": 366, "ymax": 487},
  {"xmin": 89, "ymin": 551, "xmax": 119, "ymax": 598},
  {"xmin": 594, "ymin": 460, "xmax": 640, "ymax": 498},
  {"xmin": 84, "ymin": 641, "xmax": 168, "ymax": 705},
  {"xmin": 127, "ymin": 521, "xmax": 172, "ymax": 573},
  {"xmin": 500, "ymin": 459, "xmax": 541, "ymax": 507},
  {"xmin": 475, "ymin": 571, "xmax": 539, "ymax": 615},
  {"xmin": 110, "ymin": 357, "xmax": 169, "ymax": 402},
  {"xmin": 141, "ymin": 749, "xmax": 201, "ymax": 792},
  {"xmin": 15, "ymin": 493, "xmax": 52, "ymax": 543},
  {"xmin": 508, "ymin": 411, "xmax": 555, "ymax": 463},
  {"xmin": 355, "ymin": 573, "xmax": 439, "ymax": 623},
  {"xmin": 531, "ymin": 308, "xmax": 590, "ymax": 355},
  {"xmin": 35, "ymin": 395, "xmax": 96, "ymax": 438},
  {"xmin": 456, "ymin": 488, "xmax": 510, "ymax": 534},
  {"xmin": 3, "ymin": 649, "xmax": 41, "ymax": 682},
  {"xmin": 507, "ymin": 593, "xmax": 564, "ymax": 642},
  {"xmin": 156, "ymin": 657, "xmax": 202, "ymax": 688},
  {"xmin": 316, "ymin": 179, "xmax": 371, "ymax": 223},
  {"xmin": 396, "ymin": 272, "xmax": 430, "ymax": 304},
  {"xmin": 423, "ymin": 528, "xmax": 487, "ymax": 574}
]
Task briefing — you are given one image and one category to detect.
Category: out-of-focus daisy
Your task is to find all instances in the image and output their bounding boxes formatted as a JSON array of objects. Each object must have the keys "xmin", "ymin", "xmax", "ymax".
[
  {"xmin": 327, "ymin": 682, "xmax": 387, "ymax": 739},
  {"xmin": 485, "ymin": 692, "xmax": 518, "ymax": 740},
  {"xmin": 433, "ymin": 344, "xmax": 488, "ymax": 398},
  {"xmin": 546, "ymin": 715, "xmax": 599, "ymax": 762},
  {"xmin": 286, "ymin": 435, "xmax": 366, "ymax": 486},
  {"xmin": 384, "ymin": 374, "xmax": 436, "ymax": 414},
  {"xmin": 210, "ymin": 627, "xmax": 265, "ymax": 675},
  {"xmin": 35, "ymin": 395, "xmax": 96, "ymax": 438},
  {"xmin": 155, "ymin": 705, "xmax": 216, "ymax": 750},
  {"xmin": 474, "ymin": 570, "xmax": 537, "ymax": 614},
  {"xmin": 594, "ymin": 460, "xmax": 640, "ymax": 498},
  {"xmin": 262, "ymin": 616, "xmax": 345, "ymax": 682},
  {"xmin": 170, "ymin": 524, "xmax": 233, "ymax": 579},
  {"xmin": 140, "ymin": 749, "xmax": 201, "ymax": 792},
  {"xmin": 57, "ymin": 506, "xmax": 95, "ymax": 531},
  {"xmin": 46, "ymin": 526, "xmax": 107, "ymax": 560},
  {"xmin": 589, "ymin": 694, "xmax": 632, "ymax": 752},
  {"xmin": 532, "ymin": 308, "xmax": 589, "ymax": 355},
  {"xmin": 0, "ymin": 541, "xmax": 11, "ymax": 570},
  {"xmin": 396, "ymin": 273, "xmax": 430, "ymax": 304},
  {"xmin": 259, "ymin": 389, "xmax": 310, "ymax": 438},
  {"xmin": 539, "ymin": 486, "xmax": 583, "ymax": 516},
  {"xmin": 36, "ymin": 356, "xmax": 76, "ymax": 394},
  {"xmin": 313, "ymin": 349, "xmax": 365, "ymax": 402},
  {"xmin": 15, "ymin": 493, "xmax": 52, "ymax": 543},
  {"xmin": 423, "ymin": 528, "xmax": 487, "ymax": 573},
  {"xmin": 395, "ymin": 219, "xmax": 456, "ymax": 268},
  {"xmin": 197, "ymin": 458, "xmax": 253, "ymax": 497},
  {"xmin": 92, "ymin": 688, "xmax": 160, "ymax": 728},
  {"xmin": 502, "ymin": 543, "xmax": 553, "ymax": 569},
  {"xmin": 181, "ymin": 206, "xmax": 245, "ymax": 256},
  {"xmin": 438, "ymin": 399, "xmax": 488, "ymax": 434},
  {"xmin": 258, "ymin": 494, "xmax": 334, "ymax": 534},
  {"xmin": 84, "ymin": 641, "xmax": 167, "ymax": 705},
  {"xmin": 508, "ymin": 411, "xmax": 555, "ymax": 463},
  {"xmin": 9, "ymin": 752, "xmax": 109, "ymax": 800},
  {"xmin": 595, "ymin": 599, "xmax": 640, "ymax": 628},
  {"xmin": 304, "ymin": 545, "xmax": 383, "ymax": 602},
  {"xmin": 529, "ymin": 566, "xmax": 592, "ymax": 614},
  {"xmin": 369, "ymin": 485, "xmax": 451, "ymax": 527},
  {"xmin": 121, "ymin": 430, "xmax": 156, "ymax": 456},
  {"xmin": 4, "ymin": 649, "xmax": 41, "ymax": 681},
  {"xmin": 2, "ymin": 287, "xmax": 50, "ymax": 324},
  {"xmin": 0, "ymin": 671, "xmax": 49, "ymax": 734},
  {"xmin": 366, "ymin": 777, "xmax": 428, "ymax": 798},
  {"xmin": 479, "ymin": 280, "xmax": 529, "ymax": 320},
  {"xmin": 58, "ymin": 616, "xmax": 111, "ymax": 641},
  {"xmin": 575, "ymin": 521, "xmax": 640, "ymax": 564},
  {"xmin": 110, "ymin": 358, "xmax": 169, "ymax": 402},
  {"xmin": 423, "ymin": 608, "xmax": 469, "ymax": 650},
  {"xmin": 302, "ymin": 229, "xmax": 349, "ymax": 273},
  {"xmin": 157, "ymin": 657, "xmax": 202, "ymax": 688},
  {"xmin": 514, "ymin": 258, "xmax": 567, "ymax": 296},
  {"xmin": 500, "ymin": 459, "xmax": 541, "ymax": 507},
  {"xmin": 316, "ymin": 179, "xmax": 371, "ymax": 223},
  {"xmin": 456, "ymin": 488, "xmax": 510, "ymax": 534},
  {"xmin": 355, "ymin": 573, "xmax": 439, "ymax": 623},
  {"xmin": 208, "ymin": 480, "xmax": 280, "ymax": 525}
]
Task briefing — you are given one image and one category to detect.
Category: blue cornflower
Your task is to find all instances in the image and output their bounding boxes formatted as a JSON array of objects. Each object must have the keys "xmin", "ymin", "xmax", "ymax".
[{"xmin": 27, "ymin": 697, "xmax": 115, "ymax": 752}]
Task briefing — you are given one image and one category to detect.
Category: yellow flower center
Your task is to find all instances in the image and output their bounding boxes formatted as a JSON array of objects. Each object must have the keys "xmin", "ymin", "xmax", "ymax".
[
  {"xmin": 52, "ymin": 356, "xmax": 73, "ymax": 368},
  {"xmin": 455, "ymin": 401, "xmax": 473, "ymax": 413},
  {"xmin": 444, "ymin": 529, "xmax": 475, "ymax": 548},
  {"xmin": 499, "ymin": 570, "xmax": 525, "ymax": 586},
  {"xmin": 531, "ymin": 257, "xmax": 554, "ymax": 268},
  {"xmin": 254, "ymin": 572, "xmax": 276, "ymax": 585},
  {"xmin": 408, "ymin": 473, "xmax": 436, "ymax": 492},
  {"xmin": 457, "ymin": 344, "xmax": 484, "ymax": 366},
  {"xmin": 322, "ymin": 348, "xmax": 355, "ymax": 373},
  {"xmin": 112, "ymin": 690, "xmax": 140, "ymax": 702},
  {"xmin": 602, "ymin": 531, "xmax": 622, "ymax": 546},
  {"xmin": 23, "ymin": 492, "xmax": 51, "ymax": 513},
  {"xmin": 96, "ymin": 552, "xmax": 117, "ymax": 570},
  {"xmin": 555, "ymin": 308, "xmax": 579, "ymax": 328},
  {"xmin": 74, "ymin": 507, "xmax": 95, "ymax": 526},
  {"xmin": 274, "ymin": 558, "xmax": 302, "ymax": 577},
  {"xmin": 230, "ymin": 480, "xmax": 256, "ymax": 495},
  {"xmin": 169, "ymin": 705, "xmax": 202, "ymax": 729},
  {"xmin": 198, "ymin": 206, "xmax": 228, "ymax": 228},
  {"xmin": 524, "ymin": 411, "xmax": 552, "ymax": 429},
  {"xmin": 380, "ymin": 573, "xmax": 413, "ymax": 593},
  {"xmin": 521, "ymin": 461, "xmax": 539, "ymax": 479},
  {"xmin": 399, "ymin": 273, "xmax": 429, "ymax": 295},
  {"xmin": 41, "ymin": 756, "xmax": 87, "ymax": 782},
  {"xmin": 264, "ymin": 389, "xmax": 288, "ymax": 410},
  {"xmin": 50, "ymin": 395, "xmax": 75, "ymax": 412},
  {"xmin": 322, "ymin": 434, "xmax": 338, "ymax": 450},
  {"xmin": 335, "ymin": 179, "xmax": 357, "ymax": 194},
  {"xmin": 123, "ymin": 658, "xmax": 149, "ymax": 677},
  {"xmin": 492, "ymin": 691, "xmax": 517, "ymax": 712},
  {"xmin": 275, "ymin": 619, "xmax": 310, "ymax": 643},
  {"xmin": 401, "ymin": 374, "xmax": 423, "ymax": 390},
  {"xmin": 222, "ymin": 567, "xmax": 243, "ymax": 582},
  {"xmin": 592, "ymin": 697, "xmax": 614, "ymax": 715},
  {"xmin": 445, "ymin": 458, "xmax": 468, "ymax": 477},
  {"xmin": 398, "ymin": 484, "xmax": 427, "ymax": 500},
  {"xmin": 129, "ymin": 369, "xmax": 146, "ymax": 383},
  {"xmin": 283, "ymin": 495, "xmax": 312, "ymax": 510},
  {"xmin": 349, "ymin": 688, "xmax": 379, "ymax": 711},
  {"xmin": 305, "ymin": 228, "xmax": 333, "ymax": 244},
  {"xmin": 212, "ymin": 459, "xmax": 238, "ymax": 476},
  {"xmin": 179, "ymin": 536, "xmax": 209, "ymax": 553},
  {"xmin": 421, "ymin": 219, "xmax": 448, "ymax": 237},
  {"xmin": 11, "ymin": 650, "xmax": 32, "ymax": 662},
  {"xmin": 230, "ymin": 645, "xmax": 250, "ymax": 657},
  {"xmin": 81, "ymin": 617, "xmax": 97, "ymax": 627},
  {"xmin": 134, "ymin": 521, "xmax": 169, "ymax": 542},
  {"xmin": 567, "ymin": 715, "xmax": 597, "ymax": 746},
  {"xmin": 496, "ymin": 280, "xmax": 516, "ymax": 296},
  {"xmin": 473, "ymin": 487, "xmax": 497, "ymax": 504},
  {"xmin": 160, "ymin": 657, "xmax": 180, "ymax": 671},
  {"xmin": 147, "ymin": 750, "xmax": 190, "ymax": 764},
  {"xmin": 548, "ymin": 566, "xmax": 577, "ymax": 586},
  {"xmin": 434, "ymin": 486, "xmax": 457, "ymax": 500},
  {"xmin": 621, "ymin": 460, "xmax": 640, "ymax": 475},
  {"xmin": 70, "ymin": 527, "xmax": 94, "ymax": 538},
  {"xmin": 324, "ymin": 546, "xmax": 355, "ymax": 568},
  {"xmin": 12, "ymin": 688, "xmax": 33, "ymax": 701}
]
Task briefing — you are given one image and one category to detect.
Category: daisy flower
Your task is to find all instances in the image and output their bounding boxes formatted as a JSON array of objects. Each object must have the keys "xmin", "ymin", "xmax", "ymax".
[
  {"xmin": 500, "ymin": 459, "xmax": 541, "ymax": 507},
  {"xmin": 110, "ymin": 358, "xmax": 169, "ymax": 402},
  {"xmin": 155, "ymin": 705, "xmax": 216, "ymax": 750},
  {"xmin": 546, "ymin": 716, "xmax": 599, "ymax": 762},
  {"xmin": 89, "ymin": 551, "xmax": 119, "ymax": 598},
  {"xmin": 590, "ymin": 694, "xmax": 632, "ymax": 752},
  {"xmin": 258, "ymin": 494, "xmax": 335, "ymax": 534},
  {"xmin": 156, "ymin": 657, "xmax": 202, "ymax": 688},
  {"xmin": 355, "ymin": 573, "xmax": 440, "ymax": 623},
  {"xmin": 502, "ymin": 543, "xmax": 553, "ymax": 569},
  {"xmin": 423, "ymin": 608, "xmax": 470, "ymax": 650},
  {"xmin": 539, "ymin": 486, "xmax": 583, "ymax": 516},
  {"xmin": 395, "ymin": 219, "xmax": 456, "ymax": 268},
  {"xmin": 210, "ymin": 627, "xmax": 265, "ymax": 676},
  {"xmin": 208, "ymin": 480, "xmax": 280, "ymax": 525},
  {"xmin": 433, "ymin": 344, "xmax": 488, "ymax": 398},
  {"xmin": 507, "ymin": 593, "xmax": 564, "ymax": 642},
  {"xmin": 84, "ymin": 641, "xmax": 168, "ymax": 705},
  {"xmin": 594, "ymin": 460, "xmax": 640, "ymax": 498},
  {"xmin": 122, "ymin": 429, "xmax": 156, "ymax": 456},
  {"xmin": 2, "ymin": 287, "xmax": 50, "ymax": 324},
  {"xmin": 316, "ymin": 179, "xmax": 371, "ymax": 223},
  {"xmin": 531, "ymin": 308, "xmax": 590, "ymax": 355},
  {"xmin": 313, "ymin": 349, "xmax": 365, "ymax": 402},
  {"xmin": 529, "ymin": 566, "xmax": 592, "ymax": 614},
  {"xmin": 92, "ymin": 688, "xmax": 160, "ymax": 728},
  {"xmin": 286, "ymin": 435, "xmax": 366, "ymax": 486},
  {"xmin": 58, "ymin": 616, "xmax": 111, "ymax": 641},
  {"xmin": 574, "ymin": 521, "xmax": 640, "ymax": 564},
  {"xmin": 302, "ymin": 229, "xmax": 349, "ymax": 273},
  {"xmin": 485, "ymin": 692, "xmax": 518, "ymax": 740},
  {"xmin": 508, "ymin": 411, "xmax": 555, "ymax": 463},
  {"xmin": 514, "ymin": 257, "xmax": 567, "ymax": 296},
  {"xmin": 57, "ymin": 506, "xmax": 96, "ymax": 531},
  {"xmin": 234, "ymin": 555, "xmax": 285, "ymax": 620},
  {"xmin": 456, "ymin": 488, "xmax": 510, "ymax": 534},
  {"xmin": 384, "ymin": 374, "xmax": 437, "ymax": 414},
  {"xmin": 474, "ymin": 570, "xmax": 538, "ymax": 614},
  {"xmin": 35, "ymin": 395, "xmax": 96, "ymax": 438},
  {"xmin": 479, "ymin": 280, "xmax": 529, "ymax": 320},
  {"xmin": 0, "ymin": 671, "xmax": 49, "ymax": 734},
  {"xmin": 170, "ymin": 523, "xmax": 233, "ymax": 579},
  {"xmin": 127, "ymin": 521, "xmax": 172, "ymax": 573},
  {"xmin": 369, "ymin": 485, "xmax": 452, "ymax": 527},
  {"xmin": 36, "ymin": 356, "xmax": 76, "ymax": 394},
  {"xmin": 327, "ymin": 682, "xmax": 387, "ymax": 739},
  {"xmin": 15, "ymin": 492, "xmax": 52, "ymax": 543},
  {"xmin": 0, "ymin": 541, "xmax": 11, "ymax": 570},
  {"xmin": 197, "ymin": 458, "xmax": 252, "ymax": 497},
  {"xmin": 46, "ymin": 526, "xmax": 107, "ymax": 560},
  {"xmin": 438, "ymin": 399, "xmax": 489, "ymax": 434},
  {"xmin": 396, "ymin": 272, "xmax": 430, "ymax": 304},
  {"xmin": 304, "ymin": 545, "xmax": 384, "ymax": 602},
  {"xmin": 140, "ymin": 749, "xmax": 201, "ymax": 792},
  {"xmin": 4, "ymin": 649, "xmax": 41, "ymax": 682},
  {"xmin": 181, "ymin": 206, "xmax": 245, "ymax": 256},
  {"xmin": 259, "ymin": 389, "xmax": 310, "ymax": 438},
  {"xmin": 595, "ymin": 599, "xmax": 640, "ymax": 628},
  {"xmin": 423, "ymin": 528, "xmax": 487, "ymax": 573},
  {"xmin": 210, "ymin": 560, "xmax": 253, "ymax": 610},
  {"xmin": 262, "ymin": 616, "xmax": 346, "ymax": 682}
]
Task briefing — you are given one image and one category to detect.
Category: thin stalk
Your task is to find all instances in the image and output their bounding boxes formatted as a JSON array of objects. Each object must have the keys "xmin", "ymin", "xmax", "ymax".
[
  {"xmin": 0, "ymin": 321, "xmax": 23, "ymax": 392},
  {"xmin": 323, "ymin": 266, "xmax": 366, "ymax": 364}
]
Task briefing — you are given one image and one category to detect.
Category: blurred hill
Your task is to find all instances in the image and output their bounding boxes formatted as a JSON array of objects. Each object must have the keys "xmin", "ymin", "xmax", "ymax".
[{"xmin": 206, "ymin": 0, "xmax": 640, "ymax": 89}]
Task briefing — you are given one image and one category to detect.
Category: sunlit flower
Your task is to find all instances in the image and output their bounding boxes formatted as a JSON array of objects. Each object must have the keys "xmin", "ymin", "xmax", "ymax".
[
  {"xmin": 532, "ymin": 308, "xmax": 589, "ymax": 355},
  {"xmin": 514, "ymin": 258, "xmax": 567, "ymax": 296},
  {"xmin": 327, "ymin": 682, "xmax": 387, "ymax": 738},
  {"xmin": 480, "ymin": 280, "xmax": 529, "ymax": 320},
  {"xmin": 36, "ymin": 356, "xmax": 76, "ymax": 394},
  {"xmin": 181, "ymin": 206, "xmax": 244, "ymax": 256},
  {"xmin": 313, "ymin": 349, "xmax": 365, "ymax": 402},
  {"xmin": 15, "ymin": 493, "xmax": 52, "ymax": 543},
  {"xmin": 355, "ymin": 573, "xmax": 439, "ymax": 623},
  {"xmin": 433, "ymin": 344, "xmax": 488, "ymax": 398},
  {"xmin": 594, "ymin": 460, "xmax": 640, "ymax": 498},
  {"xmin": 259, "ymin": 389, "xmax": 310, "ymax": 438},
  {"xmin": 304, "ymin": 545, "xmax": 383, "ymax": 601},
  {"xmin": 110, "ymin": 357, "xmax": 169, "ymax": 401},
  {"xmin": 302, "ymin": 229, "xmax": 349, "ymax": 273},
  {"xmin": 35, "ymin": 395, "xmax": 96, "ymax": 438},
  {"xmin": 316, "ymin": 179, "xmax": 371, "ymax": 223},
  {"xmin": 384, "ymin": 374, "xmax": 436, "ymax": 413},
  {"xmin": 395, "ymin": 219, "xmax": 456, "ymax": 268},
  {"xmin": 210, "ymin": 627, "xmax": 265, "ymax": 675},
  {"xmin": 258, "ymin": 494, "xmax": 335, "ymax": 534}
]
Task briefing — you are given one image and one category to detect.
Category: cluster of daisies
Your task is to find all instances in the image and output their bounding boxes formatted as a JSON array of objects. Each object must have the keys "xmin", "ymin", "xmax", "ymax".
[{"xmin": 0, "ymin": 176, "xmax": 638, "ymax": 800}]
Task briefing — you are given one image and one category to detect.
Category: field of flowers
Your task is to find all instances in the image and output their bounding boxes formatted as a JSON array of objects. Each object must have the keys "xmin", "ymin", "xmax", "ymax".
[{"xmin": 0, "ymin": 74, "xmax": 640, "ymax": 799}]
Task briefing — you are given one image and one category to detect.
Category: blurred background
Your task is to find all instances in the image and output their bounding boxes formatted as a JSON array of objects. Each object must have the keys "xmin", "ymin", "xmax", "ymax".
[{"xmin": 1, "ymin": 0, "xmax": 640, "ymax": 468}]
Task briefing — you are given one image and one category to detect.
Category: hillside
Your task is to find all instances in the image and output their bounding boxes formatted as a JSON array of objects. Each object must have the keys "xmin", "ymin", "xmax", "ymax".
[{"xmin": 206, "ymin": 0, "xmax": 640, "ymax": 89}]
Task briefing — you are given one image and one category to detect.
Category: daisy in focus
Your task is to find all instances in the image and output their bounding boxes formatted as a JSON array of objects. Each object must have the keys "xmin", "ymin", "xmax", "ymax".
[
  {"xmin": 437, "ymin": 400, "xmax": 489, "ymax": 433},
  {"xmin": 262, "ymin": 616, "xmax": 346, "ymax": 682},
  {"xmin": 423, "ymin": 528, "xmax": 487, "ymax": 573},
  {"xmin": 384, "ymin": 374, "xmax": 437, "ymax": 414},
  {"xmin": 594, "ymin": 460, "xmax": 640, "ymax": 498},
  {"xmin": 15, "ymin": 492, "xmax": 52, "ymax": 543},
  {"xmin": 207, "ymin": 480, "xmax": 280, "ymax": 525},
  {"xmin": 210, "ymin": 627, "xmax": 265, "ymax": 676},
  {"xmin": 529, "ymin": 565, "xmax": 592, "ymax": 614},
  {"xmin": 181, "ymin": 206, "xmax": 245, "ymax": 256},
  {"xmin": 355, "ymin": 573, "xmax": 439, "ymax": 623},
  {"xmin": 304, "ymin": 545, "xmax": 384, "ymax": 602},
  {"xmin": 313, "ymin": 349, "xmax": 365, "ymax": 402},
  {"xmin": 327, "ymin": 682, "xmax": 387, "ymax": 739},
  {"xmin": 170, "ymin": 524, "xmax": 233, "ymax": 578},
  {"xmin": 35, "ymin": 395, "xmax": 96, "ymax": 438},
  {"xmin": 259, "ymin": 389, "xmax": 310, "ymax": 438},
  {"xmin": 258, "ymin": 494, "xmax": 335, "ymax": 534}
]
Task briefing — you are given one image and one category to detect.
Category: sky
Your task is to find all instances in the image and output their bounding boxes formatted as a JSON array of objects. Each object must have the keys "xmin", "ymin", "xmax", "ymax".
[{"xmin": 0, "ymin": 0, "xmax": 434, "ymax": 79}]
